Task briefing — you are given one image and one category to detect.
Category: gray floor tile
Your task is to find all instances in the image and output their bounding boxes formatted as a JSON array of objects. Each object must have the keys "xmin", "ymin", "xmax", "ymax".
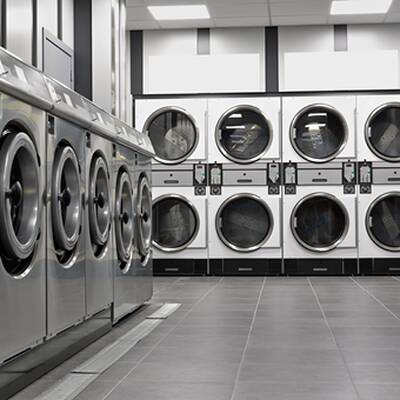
[{"xmin": 356, "ymin": 383, "xmax": 400, "ymax": 400}]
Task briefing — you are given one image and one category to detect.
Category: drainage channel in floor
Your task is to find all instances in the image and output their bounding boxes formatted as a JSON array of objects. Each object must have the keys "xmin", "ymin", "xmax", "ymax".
[{"xmin": 31, "ymin": 303, "xmax": 181, "ymax": 400}]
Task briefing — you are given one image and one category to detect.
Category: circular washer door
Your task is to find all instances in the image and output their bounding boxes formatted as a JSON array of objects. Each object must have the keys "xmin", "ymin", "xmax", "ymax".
[
  {"xmin": 216, "ymin": 194, "xmax": 273, "ymax": 252},
  {"xmin": 52, "ymin": 145, "xmax": 82, "ymax": 252},
  {"xmin": 152, "ymin": 194, "xmax": 199, "ymax": 252},
  {"xmin": 137, "ymin": 175, "xmax": 152, "ymax": 257},
  {"xmin": 366, "ymin": 103, "xmax": 400, "ymax": 162},
  {"xmin": 144, "ymin": 107, "xmax": 198, "ymax": 164},
  {"xmin": 366, "ymin": 193, "xmax": 400, "ymax": 251},
  {"xmin": 291, "ymin": 193, "xmax": 349, "ymax": 252},
  {"xmin": 115, "ymin": 170, "xmax": 134, "ymax": 263},
  {"xmin": 89, "ymin": 155, "xmax": 111, "ymax": 246},
  {"xmin": 290, "ymin": 104, "xmax": 348, "ymax": 162},
  {"xmin": 0, "ymin": 132, "xmax": 41, "ymax": 264},
  {"xmin": 216, "ymin": 106, "xmax": 272, "ymax": 164}
]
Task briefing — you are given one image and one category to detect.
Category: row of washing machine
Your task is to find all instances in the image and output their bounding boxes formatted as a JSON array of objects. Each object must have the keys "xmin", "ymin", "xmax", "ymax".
[{"xmin": 0, "ymin": 48, "xmax": 154, "ymax": 366}]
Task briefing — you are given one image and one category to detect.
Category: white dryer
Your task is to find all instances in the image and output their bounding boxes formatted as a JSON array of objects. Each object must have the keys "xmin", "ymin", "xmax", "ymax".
[
  {"xmin": 208, "ymin": 97, "xmax": 280, "ymax": 164},
  {"xmin": 358, "ymin": 163, "xmax": 400, "ymax": 275},
  {"xmin": 357, "ymin": 95, "xmax": 400, "ymax": 162},
  {"xmin": 208, "ymin": 164, "xmax": 282, "ymax": 275},
  {"xmin": 283, "ymin": 163, "xmax": 358, "ymax": 275},
  {"xmin": 135, "ymin": 98, "xmax": 207, "ymax": 165},
  {"xmin": 282, "ymin": 96, "xmax": 356, "ymax": 163}
]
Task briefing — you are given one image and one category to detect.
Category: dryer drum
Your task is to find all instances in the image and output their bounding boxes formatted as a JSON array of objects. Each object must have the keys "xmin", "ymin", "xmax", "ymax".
[
  {"xmin": 366, "ymin": 103, "xmax": 400, "ymax": 162},
  {"xmin": 291, "ymin": 193, "xmax": 349, "ymax": 252},
  {"xmin": 144, "ymin": 107, "xmax": 198, "ymax": 164},
  {"xmin": 152, "ymin": 194, "xmax": 199, "ymax": 252},
  {"xmin": 0, "ymin": 131, "xmax": 41, "ymax": 261},
  {"xmin": 216, "ymin": 194, "xmax": 273, "ymax": 252},
  {"xmin": 115, "ymin": 170, "xmax": 134, "ymax": 264},
  {"xmin": 290, "ymin": 104, "xmax": 348, "ymax": 162},
  {"xmin": 367, "ymin": 192, "xmax": 400, "ymax": 251},
  {"xmin": 216, "ymin": 105, "xmax": 272, "ymax": 164},
  {"xmin": 89, "ymin": 155, "xmax": 111, "ymax": 246},
  {"xmin": 137, "ymin": 175, "xmax": 152, "ymax": 257},
  {"xmin": 52, "ymin": 145, "xmax": 82, "ymax": 252}
]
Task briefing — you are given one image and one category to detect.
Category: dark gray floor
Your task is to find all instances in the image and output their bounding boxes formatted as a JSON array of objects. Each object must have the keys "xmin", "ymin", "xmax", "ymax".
[{"xmin": 12, "ymin": 276, "xmax": 400, "ymax": 400}]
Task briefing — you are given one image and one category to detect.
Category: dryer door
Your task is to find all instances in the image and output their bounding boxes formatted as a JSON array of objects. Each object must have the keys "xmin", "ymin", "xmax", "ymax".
[
  {"xmin": 144, "ymin": 107, "xmax": 198, "ymax": 164},
  {"xmin": 366, "ymin": 103, "xmax": 400, "ymax": 162},
  {"xmin": 115, "ymin": 170, "xmax": 134, "ymax": 265},
  {"xmin": 216, "ymin": 194, "xmax": 273, "ymax": 252},
  {"xmin": 0, "ymin": 131, "xmax": 41, "ymax": 275},
  {"xmin": 152, "ymin": 194, "xmax": 199, "ymax": 252},
  {"xmin": 52, "ymin": 145, "xmax": 82, "ymax": 254},
  {"xmin": 291, "ymin": 193, "xmax": 349, "ymax": 252},
  {"xmin": 216, "ymin": 105, "xmax": 272, "ymax": 164},
  {"xmin": 367, "ymin": 192, "xmax": 400, "ymax": 251},
  {"xmin": 291, "ymin": 105, "xmax": 348, "ymax": 162},
  {"xmin": 89, "ymin": 154, "xmax": 111, "ymax": 247},
  {"xmin": 137, "ymin": 175, "xmax": 152, "ymax": 260}
]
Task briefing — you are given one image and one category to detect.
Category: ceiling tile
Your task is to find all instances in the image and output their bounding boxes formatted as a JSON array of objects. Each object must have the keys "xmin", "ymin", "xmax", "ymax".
[
  {"xmin": 271, "ymin": 15, "xmax": 328, "ymax": 25},
  {"xmin": 270, "ymin": 1, "xmax": 330, "ymax": 16},
  {"xmin": 328, "ymin": 14, "xmax": 386, "ymax": 24},
  {"xmin": 126, "ymin": 20, "xmax": 159, "ymax": 29},
  {"xmin": 214, "ymin": 16, "xmax": 270, "ymax": 27},
  {"xmin": 207, "ymin": 3, "xmax": 269, "ymax": 18},
  {"xmin": 126, "ymin": 6, "xmax": 153, "ymax": 20},
  {"xmin": 158, "ymin": 19, "xmax": 214, "ymax": 29},
  {"xmin": 126, "ymin": 0, "xmax": 145, "ymax": 6}
]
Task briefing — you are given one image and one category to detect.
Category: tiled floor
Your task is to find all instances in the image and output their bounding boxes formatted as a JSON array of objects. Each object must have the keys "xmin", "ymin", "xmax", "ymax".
[{"xmin": 12, "ymin": 276, "xmax": 400, "ymax": 400}]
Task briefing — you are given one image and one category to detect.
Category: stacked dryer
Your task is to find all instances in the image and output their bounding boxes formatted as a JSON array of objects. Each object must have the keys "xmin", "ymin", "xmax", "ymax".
[
  {"xmin": 207, "ymin": 97, "xmax": 282, "ymax": 275},
  {"xmin": 282, "ymin": 96, "xmax": 358, "ymax": 275},
  {"xmin": 357, "ymin": 95, "xmax": 400, "ymax": 275},
  {"xmin": 135, "ymin": 99, "xmax": 208, "ymax": 275}
]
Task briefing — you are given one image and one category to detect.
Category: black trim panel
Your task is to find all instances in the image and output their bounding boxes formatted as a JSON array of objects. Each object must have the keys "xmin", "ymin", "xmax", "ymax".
[
  {"xmin": 153, "ymin": 259, "xmax": 207, "ymax": 276},
  {"xmin": 130, "ymin": 30, "xmax": 143, "ymax": 96},
  {"xmin": 284, "ymin": 259, "xmax": 357, "ymax": 276},
  {"xmin": 210, "ymin": 259, "xmax": 282, "ymax": 276},
  {"xmin": 265, "ymin": 27, "xmax": 279, "ymax": 93},
  {"xmin": 197, "ymin": 28, "xmax": 210, "ymax": 55},
  {"xmin": 1, "ymin": 0, "xmax": 6, "ymax": 48},
  {"xmin": 360, "ymin": 258, "xmax": 400, "ymax": 275},
  {"xmin": 334, "ymin": 25, "xmax": 348, "ymax": 52}
]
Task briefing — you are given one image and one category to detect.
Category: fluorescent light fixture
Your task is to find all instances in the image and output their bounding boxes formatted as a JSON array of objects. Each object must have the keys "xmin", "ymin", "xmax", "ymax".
[
  {"xmin": 330, "ymin": 0, "xmax": 392, "ymax": 15},
  {"xmin": 148, "ymin": 5, "xmax": 210, "ymax": 20}
]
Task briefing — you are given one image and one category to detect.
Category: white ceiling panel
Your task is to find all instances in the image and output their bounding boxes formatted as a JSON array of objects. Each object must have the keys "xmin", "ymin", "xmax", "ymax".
[
  {"xmin": 214, "ymin": 17, "xmax": 270, "ymax": 27},
  {"xmin": 272, "ymin": 15, "xmax": 328, "ymax": 26}
]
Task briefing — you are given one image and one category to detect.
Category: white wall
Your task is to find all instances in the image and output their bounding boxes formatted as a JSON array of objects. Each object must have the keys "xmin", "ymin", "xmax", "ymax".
[
  {"xmin": 37, "ymin": 0, "xmax": 58, "ymax": 70},
  {"xmin": 62, "ymin": 0, "xmax": 74, "ymax": 49}
]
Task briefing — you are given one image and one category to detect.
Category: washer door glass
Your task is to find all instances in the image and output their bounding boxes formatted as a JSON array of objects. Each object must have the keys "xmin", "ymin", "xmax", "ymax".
[
  {"xmin": 217, "ymin": 195, "xmax": 272, "ymax": 252},
  {"xmin": 115, "ymin": 170, "xmax": 134, "ymax": 264},
  {"xmin": 291, "ymin": 105, "xmax": 347, "ymax": 162},
  {"xmin": 137, "ymin": 175, "xmax": 152, "ymax": 257},
  {"xmin": 89, "ymin": 155, "xmax": 111, "ymax": 247},
  {"xmin": 367, "ymin": 194, "xmax": 400, "ymax": 251},
  {"xmin": 292, "ymin": 194, "xmax": 348, "ymax": 252},
  {"xmin": 52, "ymin": 145, "xmax": 82, "ymax": 252},
  {"xmin": 145, "ymin": 108, "xmax": 198, "ymax": 164},
  {"xmin": 0, "ymin": 132, "xmax": 41, "ymax": 271},
  {"xmin": 367, "ymin": 105, "xmax": 400, "ymax": 161},
  {"xmin": 217, "ymin": 107, "xmax": 271, "ymax": 163},
  {"xmin": 152, "ymin": 196, "xmax": 198, "ymax": 252}
]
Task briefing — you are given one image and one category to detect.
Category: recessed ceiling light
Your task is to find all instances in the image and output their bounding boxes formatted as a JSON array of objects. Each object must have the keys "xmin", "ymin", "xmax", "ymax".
[
  {"xmin": 330, "ymin": 0, "xmax": 392, "ymax": 15},
  {"xmin": 148, "ymin": 5, "xmax": 210, "ymax": 20}
]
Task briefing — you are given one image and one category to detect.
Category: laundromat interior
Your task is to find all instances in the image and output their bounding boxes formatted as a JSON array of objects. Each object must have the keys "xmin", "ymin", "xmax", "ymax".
[{"xmin": 3, "ymin": 0, "xmax": 400, "ymax": 399}]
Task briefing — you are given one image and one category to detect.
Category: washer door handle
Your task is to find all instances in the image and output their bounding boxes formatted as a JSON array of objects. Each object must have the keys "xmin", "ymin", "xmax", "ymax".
[{"xmin": 368, "ymin": 216, "xmax": 373, "ymax": 228}]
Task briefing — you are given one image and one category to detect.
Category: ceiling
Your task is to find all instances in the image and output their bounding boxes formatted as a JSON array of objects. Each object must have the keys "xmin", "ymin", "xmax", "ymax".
[{"xmin": 126, "ymin": 0, "xmax": 400, "ymax": 30}]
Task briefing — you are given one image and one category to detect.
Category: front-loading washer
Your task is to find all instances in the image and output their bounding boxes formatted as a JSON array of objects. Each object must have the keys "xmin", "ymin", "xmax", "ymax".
[
  {"xmin": 357, "ymin": 95, "xmax": 400, "ymax": 162},
  {"xmin": 151, "ymin": 163, "xmax": 208, "ymax": 276},
  {"xmin": 283, "ymin": 162, "xmax": 358, "ymax": 275},
  {"xmin": 208, "ymin": 163, "xmax": 282, "ymax": 275},
  {"xmin": 208, "ymin": 97, "xmax": 280, "ymax": 165},
  {"xmin": 282, "ymin": 96, "xmax": 356, "ymax": 163},
  {"xmin": 358, "ymin": 163, "xmax": 400, "ymax": 274},
  {"xmin": 135, "ymin": 98, "xmax": 207, "ymax": 165}
]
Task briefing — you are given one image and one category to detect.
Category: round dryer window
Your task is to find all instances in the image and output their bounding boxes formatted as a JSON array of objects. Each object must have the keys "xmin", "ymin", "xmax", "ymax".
[
  {"xmin": 152, "ymin": 195, "xmax": 199, "ymax": 252},
  {"xmin": 291, "ymin": 105, "xmax": 348, "ymax": 162},
  {"xmin": 367, "ymin": 193, "xmax": 400, "ymax": 251},
  {"xmin": 89, "ymin": 154, "xmax": 111, "ymax": 247},
  {"xmin": 216, "ymin": 106, "xmax": 272, "ymax": 163},
  {"xmin": 144, "ymin": 107, "xmax": 198, "ymax": 164},
  {"xmin": 216, "ymin": 194, "xmax": 273, "ymax": 252},
  {"xmin": 0, "ymin": 131, "xmax": 41, "ymax": 275},
  {"xmin": 366, "ymin": 103, "xmax": 400, "ymax": 162},
  {"xmin": 291, "ymin": 193, "xmax": 349, "ymax": 252},
  {"xmin": 137, "ymin": 175, "xmax": 152, "ymax": 260}
]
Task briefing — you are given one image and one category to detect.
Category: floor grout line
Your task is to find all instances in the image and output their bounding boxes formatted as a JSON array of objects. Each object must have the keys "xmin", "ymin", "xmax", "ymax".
[
  {"xmin": 391, "ymin": 276, "xmax": 400, "ymax": 283},
  {"xmin": 229, "ymin": 277, "xmax": 266, "ymax": 400},
  {"xmin": 152, "ymin": 277, "xmax": 185, "ymax": 296},
  {"xmin": 350, "ymin": 277, "xmax": 400, "ymax": 321},
  {"xmin": 307, "ymin": 277, "xmax": 362, "ymax": 400},
  {"xmin": 99, "ymin": 277, "xmax": 225, "ymax": 400}
]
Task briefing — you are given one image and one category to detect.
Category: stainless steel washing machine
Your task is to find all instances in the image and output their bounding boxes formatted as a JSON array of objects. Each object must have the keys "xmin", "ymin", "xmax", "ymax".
[
  {"xmin": 0, "ymin": 50, "xmax": 51, "ymax": 364},
  {"xmin": 44, "ymin": 76, "xmax": 91, "ymax": 337}
]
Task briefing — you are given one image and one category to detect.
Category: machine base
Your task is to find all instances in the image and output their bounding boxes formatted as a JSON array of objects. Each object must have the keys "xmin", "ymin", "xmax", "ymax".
[
  {"xmin": 284, "ymin": 259, "xmax": 358, "ymax": 275},
  {"xmin": 153, "ymin": 259, "xmax": 207, "ymax": 276},
  {"xmin": 209, "ymin": 259, "xmax": 282, "ymax": 276},
  {"xmin": 360, "ymin": 258, "xmax": 400, "ymax": 275},
  {"xmin": 0, "ymin": 308, "xmax": 112, "ymax": 400}
]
